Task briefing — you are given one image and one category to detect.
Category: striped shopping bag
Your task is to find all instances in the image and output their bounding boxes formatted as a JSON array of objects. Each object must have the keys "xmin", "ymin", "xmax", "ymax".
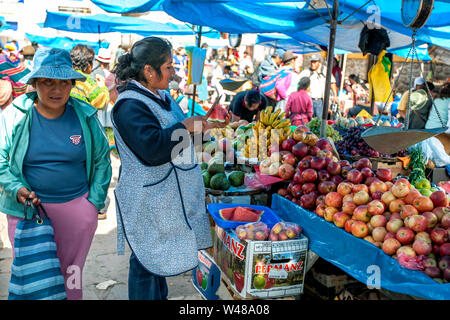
[{"xmin": 8, "ymin": 200, "xmax": 67, "ymax": 300}]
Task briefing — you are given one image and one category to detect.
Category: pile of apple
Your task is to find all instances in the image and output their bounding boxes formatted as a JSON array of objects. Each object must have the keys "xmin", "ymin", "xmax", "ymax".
[{"xmin": 278, "ymin": 156, "xmax": 450, "ymax": 282}]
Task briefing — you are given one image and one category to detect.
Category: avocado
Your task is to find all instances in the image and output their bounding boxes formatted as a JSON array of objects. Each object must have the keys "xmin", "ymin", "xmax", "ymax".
[
  {"xmin": 210, "ymin": 173, "xmax": 230, "ymax": 191},
  {"xmin": 207, "ymin": 158, "xmax": 225, "ymax": 175},
  {"xmin": 202, "ymin": 170, "xmax": 211, "ymax": 188},
  {"xmin": 200, "ymin": 162, "xmax": 208, "ymax": 171},
  {"xmin": 228, "ymin": 171, "xmax": 245, "ymax": 187}
]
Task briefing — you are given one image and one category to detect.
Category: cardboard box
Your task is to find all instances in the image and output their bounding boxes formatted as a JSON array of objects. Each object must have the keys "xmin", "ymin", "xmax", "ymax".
[
  {"xmin": 373, "ymin": 160, "xmax": 410, "ymax": 178},
  {"xmin": 213, "ymin": 225, "xmax": 309, "ymax": 299},
  {"xmin": 191, "ymin": 250, "xmax": 221, "ymax": 300}
]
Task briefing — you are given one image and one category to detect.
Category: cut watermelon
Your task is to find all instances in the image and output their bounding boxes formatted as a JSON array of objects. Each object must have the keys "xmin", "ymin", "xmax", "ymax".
[
  {"xmin": 207, "ymin": 105, "xmax": 228, "ymax": 123},
  {"xmin": 231, "ymin": 207, "xmax": 261, "ymax": 222},
  {"xmin": 219, "ymin": 208, "xmax": 235, "ymax": 221}
]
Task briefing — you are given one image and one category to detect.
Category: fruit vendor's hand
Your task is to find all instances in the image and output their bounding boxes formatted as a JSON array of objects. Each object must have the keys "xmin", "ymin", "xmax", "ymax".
[{"xmin": 17, "ymin": 187, "xmax": 41, "ymax": 207}]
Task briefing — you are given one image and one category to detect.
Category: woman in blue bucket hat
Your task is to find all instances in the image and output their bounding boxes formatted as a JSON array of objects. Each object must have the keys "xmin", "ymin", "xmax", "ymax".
[{"xmin": 0, "ymin": 47, "xmax": 112, "ymax": 300}]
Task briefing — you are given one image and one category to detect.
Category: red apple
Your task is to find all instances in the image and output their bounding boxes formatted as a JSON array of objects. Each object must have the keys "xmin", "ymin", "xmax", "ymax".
[
  {"xmin": 389, "ymin": 212, "xmax": 401, "ymax": 221},
  {"xmin": 338, "ymin": 160, "xmax": 351, "ymax": 168},
  {"xmin": 318, "ymin": 169, "xmax": 331, "ymax": 182},
  {"xmin": 277, "ymin": 188, "xmax": 289, "ymax": 197},
  {"xmin": 325, "ymin": 192, "xmax": 343, "ymax": 208},
  {"xmin": 301, "ymin": 169, "xmax": 318, "ymax": 183},
  {"xmin": 413, "ymin": 196, "xmax": 434, "ymax": 213},
  {"xmin": 318, "ymin": 181, "xmax": 336, "ymax": 195},
  {"xmin": 356, "ymin": 158, "xmax": 372, "ymax": 170},
  {"xmin": 316, "ymin": 195, "xmax": 326, "ymax": 206},
  {"xmin": 385, "ymin": 181, "xmax": 394, "ymax": 190},
  {"xmin": 279, "ymin": 163, "xmax": 295, "ymax": 180},
  {"xmin": 347, "ymin": 169, "xmax": 363, "ymax": 184},
  {"xmin": 281, "ymin": 152, "xmax": 296, "ymax": 166},
  {"xmin": 365, "ymin": 177, "xmax": 382, "ymax": 187},
  {"xmin": 368, "ymin": 200, "xmax": 385, "ymax": 216},
  {"xmin": 343, "ymin": 194, "xmax": 354, "ymax": 203},
  {"xmin": 364, "ymin": 235, "xmax": 375, "ymax": 244},
  {"xmin": 440, "ymin": 243, "xmax": 450, "ymax": 256},
  {"xmin": 384, "ymin": 232, "xmax": 396, "ymax": 241},
  {"xmin": 432, "ymin": 206, "xmax": 450, "ymax": 222},
  {"xmin": 389, "ymin": 199, "xmax": 405, "ymax": 213},
  {"xmin": 397, "ymin": 246, "xmax": 416, "ymax": 258},
  {"xmin": 439, "ymin": 255, "xmax": 450, "ymax": 270},
  {"xmin": 369, "ymin": 181, "xmax": 387, "ymax": 194},
  {"xmin": 327, "ymin": 161, "xmax": 341, "ymax": 176},
  {"xmin": 371, "ymin": 191, "xmax": 384, "ymax": 201},
  {"xmin": 412, "ymin": 238, "xmax": 432, "ymax": 255},
  {"xmin": 400, "ymin": 204, "xmax": 419, "ymax": 219},
  {"xmin": 405, "ymin": 189, "xmax": 422, "ymax": 205},
  {"xmin": 415, "ymin": 231, "xmax": 431, "ymax": 243},
  {"xmin": 344, "ymin": 219, "xmax": 356, "ymax": 233},
  {"xmin": 310, "ymin": 156, "xmax": 327, "ymax": 171},
  {"xmin": 370, "ymin": 214, "xmax": 387, "ymax": 228},
  {"xmin": 382, "ymin": 238, "xmax": 401, "ymax": 255},
  {"xmin": 351, "ymin": 221, "xmax": 369, "ymax": 238},
  {"xmin": 441, "ymin": 212, "xmax": 450, "ymax": 228},
  {"xmin": 353, "ymin": 205, "xmax": 371, "ymax": 222},
  {"xmin": 324, "ymin": 207, "xmax": 339, "ymax": 222},
  {"xmin": 396, "ymin": 227, "xmax": 415, "ymax": 244},
  {"xmin": 395, "ymin": 178, "xmax": 411, "ymax": 189},
  {"xmin": 424, "ymin": 266, "xmax": 441, "ymax": 278},
  {"xmin": 302, "ymin": 182, "xmax": 317, "ymax": 195},
  {"xmin": 341, "ymin": 166, "xmax": 352, "ymax": 179},
  {"xmin": 281, "ymin": 138, "xmax": 297, "ymax": 152},
  {"xmin": 315, "ymin": 204, "xmax": 327, "ymax": 217},
  {"xmin": 430, "ymin": 227, "xmax": 448, "ymax": 245},
  {"xmin": 381, "ymin": 191, "xmax": 396, "ymax": 207},
  {"xmin": 331, "ymin": 175, "xmax": 344, "ymax": 186},
  {"xmin": 430, "ymin": 191, "xmax": 448, "ymax": 208},
  {"xmin": 386, "ymin": 218, "xmax": 404, "ymax": 233},
  {"xmin": 308, "ymin": 146, "xmax": 321, "ymax": 156},
  {"xmin": 333, "ymin": 212, "xmax": 351, "ymax": 228},
  {"xmin": 293, "ymin": 170, "xmax": 304, "ymax": 184},
  {"xmin": 391, "ymin": 182, "xmax": 410, "ymax": 198},
  {"xmin": 292, "ymin": 142, "xmax": 309, "ymax": 158},
  {"xmin": 360, "ymin": 168, "xmax": 374, "ymax": 180},
  {"xmin": 423, "ymin": 256, "xmax": 437, "ymax": 268},
  {"xmin": 342, "ymin": 201, "xmax": 357, "ymax": 215},
  {"xmin": 300, "ymin": 194, "xmax": 315, "ymax": 209},
  {"xmin": 291, "ymin": 183, "xmax": 303, "ymax": 198},
  {"xmin": 372, "ymin": 226, "xmax": 387, "ymax": 242},
  {"xmin": 337, "ymin": 182, "xmax": 352, "ymax": 196},
  {"xmin": 422, "ymin": 211, "xmax": 438, "ymax": 229},
  {"xmin": 298, "ymin": 159, "xmax": 310, "ymax": 171},
  {"xmin": 353, "ymin": 191, "xmax": 370, "ymax": 205},
  {"xmin": 376, "ymin": 168, "xmax": 392, "ymax": 182},
  {"xmin": 352, "ymin": 184, "xmax": 369, "ymax": 194},
  {"xmin": 316, "ymin": 138, "xmax": 333, "ymax": 152}
]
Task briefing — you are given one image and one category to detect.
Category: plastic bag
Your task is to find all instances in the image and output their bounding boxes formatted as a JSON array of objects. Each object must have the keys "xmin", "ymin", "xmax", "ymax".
[
  {"xmin": 235, "ymin": 222, "xmax": 270, "ymax": 241},
  {"xmin": 417, "ymin": 137, "xmax": 450, "ymax": 167},
  {"xmin": 397, "ymin": 253, "xmax": 425, "ymax": 271},
  {"xmin": 269, "ymin": 222, "xmax": 302, "ymax": 241}
]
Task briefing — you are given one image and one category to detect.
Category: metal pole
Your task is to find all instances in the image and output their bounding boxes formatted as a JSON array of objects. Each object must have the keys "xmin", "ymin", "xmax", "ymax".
[
  {"xmin": 190, "ymin": 26, "xmax": 203, "ymax": 117},
  {"xmin": 320, "ymin": 0, "xmax": 338, "ymax": 138}
]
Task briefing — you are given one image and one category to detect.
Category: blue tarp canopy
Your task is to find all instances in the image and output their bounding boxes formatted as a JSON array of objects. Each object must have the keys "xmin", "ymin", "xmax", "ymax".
[
  {"xmin": 43, "ymin": 11, "xmax": 221, "ymax": 39},
  {"xmin": 161, "ymin": 1, "xmax": 450, "ymax": 51},
  {"xmin": 90, "ymin": 0, "xmax": 163, "ymax": 13},
  {"xmin": 271, "ymin": 194, "xmax": 450, "ymax": 300},
  {"xmin": 388, "ymin": 44, "xmax": 432, "ymax": 61},
  {"xmin": 25, "ymin": 33, "xmax": 109, "ymax": 54},
  {"xmin": 256, "ymin": 34, "xmax": 320, "ymax": 54},
  {"xmin": 0, "ymin": 17, "xmax": 12, "ymax": 33}
]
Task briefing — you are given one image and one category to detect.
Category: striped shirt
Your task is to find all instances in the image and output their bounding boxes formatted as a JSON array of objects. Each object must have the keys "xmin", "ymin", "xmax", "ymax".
[
  {"xmin": 70, "ymin": 70, "xmax": 109, "ymax": 110},
  {"xmin": 0, "ymin": 58, "xmax": 30, "ymax": 98}
]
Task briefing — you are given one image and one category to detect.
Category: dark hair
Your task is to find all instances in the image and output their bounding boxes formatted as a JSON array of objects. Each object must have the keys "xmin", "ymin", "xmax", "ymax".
[
  {"xmin": 426, "ymin": 81, "xmax": 435, "ymax": 92},
  {"xmin": 439, "ymin": 82, "xmax": 450, "ymax": 99},
  {"xmin": 70, "ymin": 44, "xmax": 95, "ymax": 73},
  {"xmin": 298, "ymin": 77, "xmax": 310, "ymax": 91},
  {"xmin": 113, "ymin": 37, "xmax": 172, "ymax": 84},
  {"xmin": 349, "ymin": 74, "xmax": 357, "ymax": 81},
  {"xmin": 245, "ymin": 90, "xmax": 261, "ymax": 106}
]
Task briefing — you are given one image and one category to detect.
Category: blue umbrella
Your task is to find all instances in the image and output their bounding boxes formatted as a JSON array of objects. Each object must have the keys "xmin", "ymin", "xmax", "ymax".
[{"xmin": 90, "ymin": 0, "xmax": 164, "ymax": 13}]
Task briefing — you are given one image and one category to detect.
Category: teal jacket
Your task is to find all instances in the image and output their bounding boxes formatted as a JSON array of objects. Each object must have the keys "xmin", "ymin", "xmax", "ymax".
[{"xmin": 0, "ymin": 91, "xmax": 112, "ymax": 218}]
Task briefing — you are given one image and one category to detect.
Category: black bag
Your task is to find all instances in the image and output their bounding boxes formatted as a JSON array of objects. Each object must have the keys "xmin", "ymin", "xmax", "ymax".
[{"xmin": 358, "ymin": 25, "xmax": 390, "ymax": 56}]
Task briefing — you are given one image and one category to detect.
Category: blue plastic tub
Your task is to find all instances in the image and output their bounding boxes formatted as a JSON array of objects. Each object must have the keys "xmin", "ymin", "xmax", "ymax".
[{"xmin": 207, "ymin": 203, "xmax": 282, "ymax": 230}]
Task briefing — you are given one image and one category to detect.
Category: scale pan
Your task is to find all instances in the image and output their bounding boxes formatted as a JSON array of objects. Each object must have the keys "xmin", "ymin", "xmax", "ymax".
[{"xmin": 361, "ymin": 126, "xmax": 447, "ymax": 155}]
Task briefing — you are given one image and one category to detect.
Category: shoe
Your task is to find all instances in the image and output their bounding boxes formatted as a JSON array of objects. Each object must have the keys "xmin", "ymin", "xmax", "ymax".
[{"xmin": 98, "ymin": 212, "xmax": 107, "ymax": 220}]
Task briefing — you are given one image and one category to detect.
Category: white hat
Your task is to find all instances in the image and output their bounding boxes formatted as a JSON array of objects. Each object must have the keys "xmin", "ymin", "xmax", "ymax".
[
  {"xmin": 96, "ymin": 48, "xmax": 111, "ymax": 64},
  {"xmin": 413, "ymin": 77, "xmax": 425, "ymax": 89}
]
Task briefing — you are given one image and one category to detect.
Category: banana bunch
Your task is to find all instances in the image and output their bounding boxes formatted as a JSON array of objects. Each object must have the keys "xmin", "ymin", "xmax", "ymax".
[
  {"xmin": 259, "ymin": 107, "xmax": 291, "ymax": 129},
  {"xmin": 210, "ymin": 127, "xmax": 234, "ymax": 141}
]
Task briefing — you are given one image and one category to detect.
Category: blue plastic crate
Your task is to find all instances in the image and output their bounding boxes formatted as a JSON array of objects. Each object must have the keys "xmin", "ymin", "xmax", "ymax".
[{"xmin": 207, "ymin": 203, "xmax": 281, "ymax": 230}]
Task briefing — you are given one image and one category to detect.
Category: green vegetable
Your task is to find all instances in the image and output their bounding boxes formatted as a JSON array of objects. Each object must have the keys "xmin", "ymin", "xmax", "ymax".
[
  {"xmin": 408, "ymin": 146, "xmax": 427, "ymax": 185},
  {"xmin": 306, "ymin": 117, "xmax": 342, "ymax": 142}
]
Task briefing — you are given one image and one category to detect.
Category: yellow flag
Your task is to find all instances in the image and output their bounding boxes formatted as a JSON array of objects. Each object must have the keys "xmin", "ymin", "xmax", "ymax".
[{"xmin": 368, "ymin": 50, "xmax": 393, "ymax": 103}]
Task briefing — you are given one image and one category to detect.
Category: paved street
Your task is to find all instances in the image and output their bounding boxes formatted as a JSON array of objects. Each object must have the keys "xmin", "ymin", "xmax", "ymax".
[{"xmin": 0, "ymin": 155, "xmax": 232, "ymax": 300}]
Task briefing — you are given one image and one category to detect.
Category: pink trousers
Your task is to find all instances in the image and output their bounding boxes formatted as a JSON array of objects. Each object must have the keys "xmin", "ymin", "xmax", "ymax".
[{"xmin": 7, "ymin": 192, "xmax": 98, "ymax": 300}]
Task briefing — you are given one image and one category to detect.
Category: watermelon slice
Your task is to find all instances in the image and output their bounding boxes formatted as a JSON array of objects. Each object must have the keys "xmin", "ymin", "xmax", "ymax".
[
  {"xmin": 219, "ymin": 208, "xmax": 235, "ymax": 221},
  {"xmin": 231, "ymin": 207, "xmax": 261, "ymax": 222},
  {"xmin": 207, "ymin": 105, "xmax": 228, "ymax": 123}
]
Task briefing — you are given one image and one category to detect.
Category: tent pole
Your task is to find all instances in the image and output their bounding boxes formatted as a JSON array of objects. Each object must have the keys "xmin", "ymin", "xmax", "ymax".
[
  {"xmin": 339, "ymin": 53, "xmax": 347, "ymax": 93},
  {"xmin": 190, "ymin": 26, "xmax": 203, "ymax": 117},
  {"xmin": 320, "ymin": 0, "xmax": 338, "ymax": 138}
]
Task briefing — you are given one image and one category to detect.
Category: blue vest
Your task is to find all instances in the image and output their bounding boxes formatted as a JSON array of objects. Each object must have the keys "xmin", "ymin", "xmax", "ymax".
[{"xmin": 112, "ymin": 86, "xmax": 212, "ymax": 276}]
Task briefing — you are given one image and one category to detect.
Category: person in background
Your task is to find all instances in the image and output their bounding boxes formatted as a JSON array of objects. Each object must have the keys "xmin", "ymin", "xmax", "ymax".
[
  {"xmin": 347, "ymin": 74, "xmax": 371, "ymax": 117},
  {"xmin": 0, "ymin": 44, "xmax": 30, "ymax": 98},
  {"xmin": 332, "ymin": 57, "xmax": 342, "ymax": 89},
  {"xmin": 257, "ymin": 48, "xmax": 284, "ymax": 84},
  {"xmin": 299, "ymin": 53, "xmax": 338, "ymax": 118},
  {"xmin": 0, "ymin": 78, "xmax": 13, "ymax": 113},
  {"xmin": 111, "ymin": 36, "xmax": 229, "ymax": 300},
  {"xmin": 173, "ymin": 47, "xmax": 187, "ymax": 77},
  {"xmin": 0, "ymin": 48, "xmax": 111, "ymax": 300},
  {"xmin": 397, "ymin": 77, "xmax": 427, "ymax": 121},
  {"xmin": 229, "ymin": 89, "xmax": 267, "ymax": 123},
  {"xmin": 285, "ymin": 77, "xmax": 313, "ymax": 126},
  {"xmin": 275, "ymin": 50, "xmax": 299, "ymax": 112},
  {"xmin": 426, "ymin": 82, "xmax": 450, "ymax": 130},
  {"xmin": 92, "ymin": 48, "xmax": 117, "ymax": 104},
  {"xmin": 20, "ymin": 45, "xmax": 35, "ymax": 69},
  {"xmin": 70, "ymin": 44, "xmax": 110, "ymax": 220},
  {"xmin": 239, "ymin": 51, "xmax": 254, "ymax": 77}
]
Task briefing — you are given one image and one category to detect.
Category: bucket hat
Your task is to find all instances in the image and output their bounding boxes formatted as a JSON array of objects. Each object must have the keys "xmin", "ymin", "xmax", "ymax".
[
  {"xmin": 409, "ymin": 89, "xmax": 428, "ymax": 110},
  {"xmin": 96, "ymin": 48, "xmax": 111, "ymax": 64},
  {"xmin": 20, "ymin": 47, "xmax": 86, "ymax": 84},
  {"xmin": 282, "ymin": 50, "xmax": 297, "ymax": 63},
  {"xmin": 310, "ymin": 53, "xmax": 322, "ymax": 62}
]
